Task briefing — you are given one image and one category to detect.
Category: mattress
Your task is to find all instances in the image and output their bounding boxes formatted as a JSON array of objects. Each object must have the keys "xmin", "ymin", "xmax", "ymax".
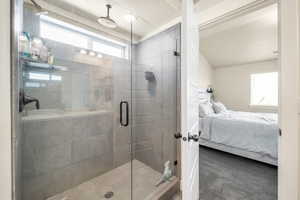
[{"xmin": 199, "ymin": 111, "xmax": 279, "ymax": 160}]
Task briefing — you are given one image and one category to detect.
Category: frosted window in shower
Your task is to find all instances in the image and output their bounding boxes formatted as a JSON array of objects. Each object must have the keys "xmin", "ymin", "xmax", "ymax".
[
  {"xmin": 40, "ymin": 15, "xmax": 127, "ymax": 58},
  {"xmin": 92, "ymin": 41, "xmax": 124, "ymax": 58},
  {"xmin": 40, "ymin": 22, "xmax": 89, "ymax": 49},
  {"xmin": 250, "ymin": 72, "xmax": 278, "ymax": 106}
]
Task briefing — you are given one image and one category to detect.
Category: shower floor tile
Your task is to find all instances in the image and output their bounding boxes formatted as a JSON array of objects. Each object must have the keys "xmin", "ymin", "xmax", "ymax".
[{"xmin": 47, "ymin": 159, "xmax": 176, "ymax": 200}]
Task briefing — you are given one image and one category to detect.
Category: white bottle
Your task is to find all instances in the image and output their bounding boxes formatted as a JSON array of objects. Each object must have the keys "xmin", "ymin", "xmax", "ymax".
[
  {"xmin": 40, "ymin": 45, "xmax": 49, "ymax": 63},
  {"xmin": 48, "ymin": 50, "xmax": 54, "ymax": 65},
  {"xmin": 31, "ymin": 37, "xmax": 43, "ymax": 60}
]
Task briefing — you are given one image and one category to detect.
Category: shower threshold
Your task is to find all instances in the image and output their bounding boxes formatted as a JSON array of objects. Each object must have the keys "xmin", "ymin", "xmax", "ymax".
[{"xmin": 47, "ymin": 159, "xmax": 178, "ymax": 200}]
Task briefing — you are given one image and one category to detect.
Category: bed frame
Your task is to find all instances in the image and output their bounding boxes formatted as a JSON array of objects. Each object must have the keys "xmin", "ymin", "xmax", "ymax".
[{"xmin": 197, "ymin": 88, "xmax": 278, "ymax": 166}]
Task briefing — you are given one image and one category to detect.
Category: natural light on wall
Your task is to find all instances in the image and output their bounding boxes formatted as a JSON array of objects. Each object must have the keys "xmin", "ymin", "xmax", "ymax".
[{"xmin": 250, "ymin": 72, "xmax": 278, "ymax": 106}]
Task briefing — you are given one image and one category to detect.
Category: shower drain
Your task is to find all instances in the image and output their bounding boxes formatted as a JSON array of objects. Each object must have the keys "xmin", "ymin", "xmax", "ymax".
[{"xmin": 104, "ymin": 191, "xmax": 114, "ymax": 199}]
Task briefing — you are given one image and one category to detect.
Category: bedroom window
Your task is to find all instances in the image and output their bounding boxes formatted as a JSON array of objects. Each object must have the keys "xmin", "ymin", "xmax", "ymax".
[{"xmin": 250, "ymin": 72, "xmax": 278, "ymax": 106}]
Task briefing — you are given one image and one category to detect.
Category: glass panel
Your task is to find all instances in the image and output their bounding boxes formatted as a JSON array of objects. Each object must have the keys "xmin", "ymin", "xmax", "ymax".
[
  {"xmin": 131, "ymin": 24, "xmax": 180, "ymax": 199},
  {"xmin": 16, "ymin": 2, "xmax": 133, "ymax": 200},
  {"xmin": 13, "ymin": 0, "xmax": 180, "ymax": 200}
]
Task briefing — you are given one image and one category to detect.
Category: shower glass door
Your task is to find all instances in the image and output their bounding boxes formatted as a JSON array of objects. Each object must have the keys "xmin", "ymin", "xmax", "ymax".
[
  {"xmin": 14, "ymin": 1, "xmax": 179, "ymax": 199},
  {"xmin": 15, "ymin": 1, "xmax": 133, "ymax": 200},
  {"xmin": 131, "ymin": 24, "xmax": 180, "ymax": 199}
]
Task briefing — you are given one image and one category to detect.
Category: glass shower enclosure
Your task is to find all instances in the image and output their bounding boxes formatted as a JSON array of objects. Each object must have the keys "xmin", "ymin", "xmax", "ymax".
[{"xmin": 12, "ymin": 0, "xmax": 180, "ymax": 200}]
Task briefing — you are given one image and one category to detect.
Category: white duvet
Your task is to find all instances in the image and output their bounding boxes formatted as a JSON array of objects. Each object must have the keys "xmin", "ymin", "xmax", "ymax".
[{"xmin": 199, "ymin": 111, "xmax": 279, "ymax": 159}]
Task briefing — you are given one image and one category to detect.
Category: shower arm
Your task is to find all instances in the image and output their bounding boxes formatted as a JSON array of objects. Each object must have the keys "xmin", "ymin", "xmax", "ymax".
[
  {"xmin": 106, "ymin": 5, "xmax": 111, "ymax": 17},
  {"xmin": 30, "ymin": 0, "xmax": 42, "ymax": 10}
]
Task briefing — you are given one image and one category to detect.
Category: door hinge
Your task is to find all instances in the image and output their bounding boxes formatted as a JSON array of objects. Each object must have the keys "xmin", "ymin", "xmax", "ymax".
[
  {"xmin": 174, "ymin": 160, "xmax": 178, "ymax": 166},
  {"xmin": 174, "ymin": 132, "xmax": 182, "ymax": 139},
  {"xmin": 279, "ymin": 128, "xmax": 282, "ymax": 136},
  {"xmin": 174, "ymin": 51, "xmax": 180, "ymax": 56}
]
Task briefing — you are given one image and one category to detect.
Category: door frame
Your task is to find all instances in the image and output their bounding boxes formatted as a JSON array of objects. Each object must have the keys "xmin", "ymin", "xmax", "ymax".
[
  {"xmin": 0, "ymin": 0, "xmax": 299, "ymax": 199},
  {"xmin": 181, "ymin": 0, "xmax": 201, "ymax": 199},
  {"xmin": 180, "ymin": 0, "xmax": 300, "ymax": 200},
  {"xmin": 0, "ymin": 0, "xmax": 12, "ymax": 199},
  {"xmin": 278, "ymin": 0, "xmax": 300, "ymax": 199}
]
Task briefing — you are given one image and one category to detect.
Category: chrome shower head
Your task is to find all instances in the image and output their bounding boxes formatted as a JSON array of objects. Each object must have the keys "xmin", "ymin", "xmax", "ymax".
[
  {"xmin": 98, "ymin": 4, "xmax": 117, "ymax": 29},
  {"xmin": 30, "ymin": 0, "xmax": 48, "ymax": 16}
]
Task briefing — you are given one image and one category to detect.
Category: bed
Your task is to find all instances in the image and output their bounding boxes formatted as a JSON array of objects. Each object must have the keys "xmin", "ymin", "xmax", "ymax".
[{"xmin": 197, "ymin": 91, "xmax": 279, "ymax": 166}]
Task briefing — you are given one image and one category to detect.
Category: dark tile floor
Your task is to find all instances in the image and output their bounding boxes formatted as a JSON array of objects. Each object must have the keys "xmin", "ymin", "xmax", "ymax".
[{"xmin": 199, "ymin": 146, "xmax": 277, "ymax": 200}]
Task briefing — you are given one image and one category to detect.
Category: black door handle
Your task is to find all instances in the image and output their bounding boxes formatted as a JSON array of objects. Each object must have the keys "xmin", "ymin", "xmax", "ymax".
[
  {"xmin": 120, "ymin": 101, "xmax": 129, "ymax": 127},
  {"xmin": 188, "ymin": 132, "xmax": 199, "ymax": 142}
]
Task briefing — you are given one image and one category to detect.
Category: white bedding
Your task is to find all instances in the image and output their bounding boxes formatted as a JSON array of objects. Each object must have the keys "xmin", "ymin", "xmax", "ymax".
[{"xmin": 199, "ymin": 111, "xmax": 279, "ymax": 159}]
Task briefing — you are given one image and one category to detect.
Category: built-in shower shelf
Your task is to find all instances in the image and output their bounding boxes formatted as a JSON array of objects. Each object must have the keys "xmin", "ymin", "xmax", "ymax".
[
  {"xmin": 25, "ymin": 61, "xmax": 54, "ymax": 69},
  {"xmin": 21, "ymin": 57, "xmax": 68, "ymax": 71}
]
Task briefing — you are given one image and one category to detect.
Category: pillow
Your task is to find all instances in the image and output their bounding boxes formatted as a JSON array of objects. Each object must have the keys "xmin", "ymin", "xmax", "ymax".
[
  {"xmin": 212, "ymin": 102, "xmax": 227, "ymax": 113},
  {"xmin": 199, "ymin": 101, "xmax": 215, "ymax": 117}
]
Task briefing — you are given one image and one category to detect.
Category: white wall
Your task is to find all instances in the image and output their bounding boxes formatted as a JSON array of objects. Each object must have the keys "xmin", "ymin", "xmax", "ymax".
[
  {"xmin": 0, "ymin": 0, "xmax": 12, "ymax": 199},
  {"xmin": 213, "ymin": 59, "xmax": 278, "ymax": 112},
  {"xmin": 192, "ymin": 51, "xmax": 213, "ymax": 88}
]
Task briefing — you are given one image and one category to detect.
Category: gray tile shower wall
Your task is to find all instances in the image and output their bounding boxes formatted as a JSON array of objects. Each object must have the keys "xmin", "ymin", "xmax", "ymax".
[
  {"xmin": 20, "ymin": 5, "xmax": 180, "ymax": 200},
  {"xmin": 21, "ymin": 6, "xmax": 131, "ymax": 200},
  {"xmin": 22, "ymin": 112, "xmax": 113, "ymax": 200},
  {"xmin": 132, "ymin": 24, "xmax": 180, "ymax": 173}
]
